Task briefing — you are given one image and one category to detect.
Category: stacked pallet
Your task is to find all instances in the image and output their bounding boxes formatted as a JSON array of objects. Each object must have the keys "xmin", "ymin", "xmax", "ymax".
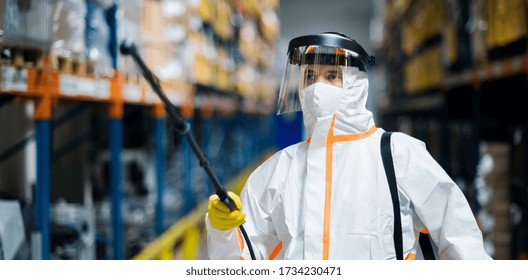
[{"xmin": 482, "ymin": 142, "xmax": 511, "ymax": 259}]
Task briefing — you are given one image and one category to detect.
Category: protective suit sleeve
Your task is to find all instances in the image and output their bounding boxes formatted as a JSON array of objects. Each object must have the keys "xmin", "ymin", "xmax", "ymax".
[
  {"xmin": 206, "ymin": 151, "xmax": 283, "ymax": 260},
  {"xmin": 392, "ymin": 133, "xmax": 492, "ymax": 260},
  {"xmin": 238, "ymin": 177, "xmax": 283, "ymax": 260},
  {"xmin": 205, "ymin": 215, "xmax": 244, "ymax": 260}
]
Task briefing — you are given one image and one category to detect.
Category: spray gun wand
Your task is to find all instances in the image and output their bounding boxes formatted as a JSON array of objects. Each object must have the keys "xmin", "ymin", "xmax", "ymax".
[{"xmin": 119, "ymin": 39, "xmax": 256, "ymax": 260}]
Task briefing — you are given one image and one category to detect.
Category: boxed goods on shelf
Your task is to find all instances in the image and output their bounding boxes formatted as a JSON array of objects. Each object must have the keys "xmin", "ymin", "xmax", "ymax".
[
  {"xmin": 117, "ymin": 0, "xmax": 143, "ymax": 79},
  {"xmin": 0, "ymin": 0, "xmax": 53, "ymax": 50},
  {"xmin": 212, "ymin": 0, "xmax": 234, "ymax": 41},
  {"xmin": 400, "ymin": 0, "xmax": 443, "ymax": 56},
  {"xmin": 0, "ymin": 0, "xmax": 53, "ymax": 69},
  {"xmin": 485, "ymin": 0, "xmax": 527, "ymax": 61},
  {"xmin": 85, "ymin": 0, "xmax": 114, "ymax": 78},
  {"xmin": 403, "ymin": 46, "xmax": 443, "ymax": 94},
  {"xmin": 51, "ymin": 0, "xmax": 86, "ymax": 65},
  {"xmin": 441, "ymin": 0, "xmax": 473, "ymax": 72},
  {"xmin": 482, "ymin": 142, "xmax": 512, "ymax": 259}
]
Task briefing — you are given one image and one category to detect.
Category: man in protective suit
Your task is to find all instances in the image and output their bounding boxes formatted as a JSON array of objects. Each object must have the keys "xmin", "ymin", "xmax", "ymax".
[{"xmin": 205, "ymin": 32, "xmax": 492, "ymax": 260}]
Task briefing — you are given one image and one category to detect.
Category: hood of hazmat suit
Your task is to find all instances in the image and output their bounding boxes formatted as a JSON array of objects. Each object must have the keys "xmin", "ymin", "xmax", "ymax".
[{"xmin": 206, "ymin": 32, "xmax": 491, "ymax": 260}]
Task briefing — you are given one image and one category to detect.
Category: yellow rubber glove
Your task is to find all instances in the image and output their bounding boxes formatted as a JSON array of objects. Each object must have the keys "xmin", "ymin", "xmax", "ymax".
[{"xmin": 208, "ymin": 191, "xmax": 246, "ymax": 230}]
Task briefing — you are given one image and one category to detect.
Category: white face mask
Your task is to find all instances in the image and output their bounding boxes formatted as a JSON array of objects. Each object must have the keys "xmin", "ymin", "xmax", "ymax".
[{"xmin": 302, "ymin": 82, "xmax": 343, "ymax": 118}]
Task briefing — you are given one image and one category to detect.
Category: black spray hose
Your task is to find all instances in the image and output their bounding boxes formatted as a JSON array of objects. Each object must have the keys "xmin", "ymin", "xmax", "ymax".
[{"xmin": 120, "ymin": 39, "xmax": 256, "ymax": 260}]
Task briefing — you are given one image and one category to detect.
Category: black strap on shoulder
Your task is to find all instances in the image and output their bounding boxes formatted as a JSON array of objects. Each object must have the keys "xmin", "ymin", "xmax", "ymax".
[
  {"xmin": 381, "ymin": 132, "xmax": 436, "ymax": 260},
  {"xmin": 380, "ymin": 132, "xmax": 404, "ymax": 260}
]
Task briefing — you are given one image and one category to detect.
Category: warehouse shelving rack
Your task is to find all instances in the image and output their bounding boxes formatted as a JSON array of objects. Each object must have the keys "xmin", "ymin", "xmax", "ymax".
[
  {"xmin": 0, "ymin": 59, "xmax": 169, "ymax": 259},
  {"xmin": 378, "ymin": 0, "xmax": 528, "ymax": 259},
  {"xmin": 0, "ymin": 60, "xmax": 274, "ymax": 260},
  {"xmin": 1, "ymin": 0, "xmax": 280, "ymax": 260}
]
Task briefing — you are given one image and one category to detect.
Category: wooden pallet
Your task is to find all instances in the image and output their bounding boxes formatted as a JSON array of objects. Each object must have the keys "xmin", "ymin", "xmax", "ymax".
[
  {"xmin": 49, "ymin": 55, "xmax": 96, "ymax": 77},
  {"xmin": 1, "ymin": 46, "xmax": 45, "ymax": 69}
]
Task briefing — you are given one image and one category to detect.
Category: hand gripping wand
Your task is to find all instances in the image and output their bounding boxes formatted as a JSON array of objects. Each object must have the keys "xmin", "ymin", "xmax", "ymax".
[{"xmin": 120, "ymin": 39, "xmax": 256, "ymax": 260}]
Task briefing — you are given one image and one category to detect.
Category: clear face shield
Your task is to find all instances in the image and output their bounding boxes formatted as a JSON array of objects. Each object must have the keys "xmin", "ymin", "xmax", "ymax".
[{"xmin": 277, "ymin": 33, "xmax": 375, "ymax": 115}]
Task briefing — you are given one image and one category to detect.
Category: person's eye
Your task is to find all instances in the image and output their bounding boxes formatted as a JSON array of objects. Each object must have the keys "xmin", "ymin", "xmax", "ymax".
[
  {"xmin": 328, "ymin": 73, "xmax": 338, "ymax": 80},
  {"xmin": 305, "ymin": 73, "xmax": 315, "ymax": 80}
]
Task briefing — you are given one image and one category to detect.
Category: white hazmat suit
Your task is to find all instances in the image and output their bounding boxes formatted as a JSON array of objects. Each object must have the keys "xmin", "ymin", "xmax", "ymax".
[{"xmin": 206, "ymin": 34, "xmax": 491, "ymax": 260}]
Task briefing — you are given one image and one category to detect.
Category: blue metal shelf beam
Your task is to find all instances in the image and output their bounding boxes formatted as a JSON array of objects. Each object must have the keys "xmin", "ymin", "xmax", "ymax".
[
  {"xmin": 154, "ymin": 117, "xmax": 166, "ymax": 235},
  {"xmin": 35, "ymin": 120, "xmax": 51, "ymax": 260},
  {"xmin": 109, "ymin": 118, "xmax": 123, "ymax": 259},
  {"xmin": 182, "ymin": 118, "xmax": 196, "ymax": 215}
]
